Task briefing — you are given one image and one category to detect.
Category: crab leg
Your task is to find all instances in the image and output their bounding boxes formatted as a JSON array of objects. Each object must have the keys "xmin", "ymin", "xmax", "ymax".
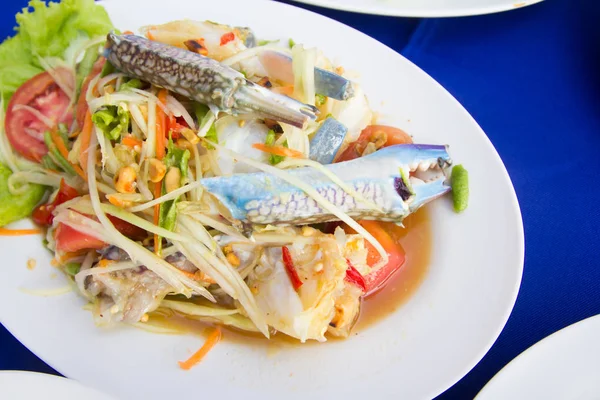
[
  {"xmin": 200, "ymin": 144, "xmax": 452, "ymax": 225},
  {"xmin": 309, "ymin": 117, "xmax": 348, "ymax": 164},
  {"xmin": 259, "ymin": 50, "xmax": 355, "ymax": 101},
  {"xmin": 104, "ymin": 33, "xmax": 317, "ymax": 129}
]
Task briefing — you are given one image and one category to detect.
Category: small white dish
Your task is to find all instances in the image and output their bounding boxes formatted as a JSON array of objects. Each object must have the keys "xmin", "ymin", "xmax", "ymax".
[
  {"xmin": 0, "ymin": 371, "xmax": 116, "ymax": 400},
  {"xmin": 477, "ymin": 315, "xmax": 600, "ymax": 400},
  {"xmin": 290, "ymin": 0, "xmax": 544, "ymax": 17}
]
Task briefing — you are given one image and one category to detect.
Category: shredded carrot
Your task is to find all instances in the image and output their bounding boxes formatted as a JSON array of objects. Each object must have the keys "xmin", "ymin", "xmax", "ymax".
[
  {"xmin": 153, "ymin": 90, "xmax": 168, "ymax": 254},
  {"xmin": 0, "ymin": 228, "xmax": 41, "ymax": 236},
  {"xmin": 252, "ymin": 143, "xmax": 304, "ymax": 158},
  {"xmin": 79, "ymin": 110, "xmax": 93, "ymax": 179},
  {"xmin": 121, "ymin": 135, "xmax": 143, "ymax": 149},
  {"xmin": 178, "ymin": 328, "xmax": 222, "ymax": 370},
  {"xmin": 178, "ymin": 269, "xmax": 217, "ymax": 284},
  {"xmin": 156, "ymin": 89, "xmax": 168, "ymax": 160},
  {"xmin": 123, "ymin": 30, "xmax": 134, "ymax": 35},
  {"xmin": 146, "ymin": 30, "xmax": 156, "ymax": 41},
  {"xmin": 98, "ymin": 259, "xmax": 114, "ymax": 268},
  {"xmin": 53, "ymin": 250, "xmax": 87, "ymax": 265},
  {"xmin": 50, "ymin": 129, "xmax": 86, "ymax": 179},
  {"xmin": 153, "ymin": 182, "xmax": 161, "ymax": 254}
]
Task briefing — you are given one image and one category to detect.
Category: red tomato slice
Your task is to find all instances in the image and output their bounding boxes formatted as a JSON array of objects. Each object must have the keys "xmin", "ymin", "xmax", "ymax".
[
  {"xmin": 55, "ymin": 216, "xmax": 146, "ymax": 253},
  {"xmin": 5, "ymin": 69, "xmax": 74, "ymax": 161},
  {"xmin": 336, "ymin": 125, "xmax": 413, "ymax": 163},
  {"xmin": 55, "ymin": 223, "xmax": 105, "ymax": 253},
  {"xmin": 32, "ymin": 180, "xmax": 79, "ymax": 226},
  {"xmin": 333, "ymin": 125, "xmax": 412, "ymax": 295},
  {"xmin": 340, "ymin": 221, "xmax": 406, "ymax": 296},
  {"xmin": 359, "ymin": 221, "xmax": 406, "ymax": 296}
]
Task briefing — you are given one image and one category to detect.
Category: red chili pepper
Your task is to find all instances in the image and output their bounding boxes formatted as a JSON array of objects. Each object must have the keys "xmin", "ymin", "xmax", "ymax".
[
  {"xmin": 220, "ymin": 32, "xmax": 235, "ymax": 46},
  {"xmin": 345, "ymin": 259, "xmax": 367, "ymax": 292},
  {"xmin": 167, "ymin": 115, "xmax": 189, "ymax": 140},
  {"xmin": 32, "ymin": 179, "xmax": 79, "ymax": 226},
  {"xmin": 282, "ymin": 246, "xmax": 303, "ymax": 290}
]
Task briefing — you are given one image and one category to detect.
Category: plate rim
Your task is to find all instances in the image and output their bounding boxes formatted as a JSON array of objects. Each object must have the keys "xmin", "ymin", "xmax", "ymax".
[
  {"xmin": 0, "ymin": 0, "xmax": 525, "ymax": 398},
  {"xmin": 288, "ymin": 0, "xmax": 545, "ymax": 18}
]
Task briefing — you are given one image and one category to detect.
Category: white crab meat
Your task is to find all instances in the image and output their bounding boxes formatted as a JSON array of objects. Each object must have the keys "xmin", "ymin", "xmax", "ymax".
[{"xmin": 247, "ymin": 228, "xmax": 369, "ymax": 342}]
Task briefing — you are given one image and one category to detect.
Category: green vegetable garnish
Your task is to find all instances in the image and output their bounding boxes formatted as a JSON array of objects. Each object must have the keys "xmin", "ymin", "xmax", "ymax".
[
  {"xmin": 64, "ymin": 262, "xmax": 81, "ymax": 276},
  {"xmin": 265, "ymin": 129, "xmax": 287, "ymax": 165},
  {"xmin": 451, "ymin": 164, "xmax": 469, "ymax": 213},
  {"xmin": 288, "ymin": 38, "xmax": 296, "ymax": 48},
  {"xmin": 75, "ymin": 45, "xmax": 100, "ymax": 99},
  {"xmin": 0, "ymin": 0, "xmax": 114, "ymax": 103},
  {"xmin": 40, "ymin": 154, "xmax": 59, "ymax": 171},
  {"xmin": 0, "ymin": 163, "xmax": 46, "ymax": 227},
  {"xmin": 158, "ymin": 139, "xmax": 191, "ymax": 235},
  {"xmin": 258, "ymin": 39, "xmax": 278, "ymax": 46},
  {"xmin": 194, "ymin": 103, "xmax": 218, "ymax": 149},
  {"xmin": 92, "ymin": 105, "xmax": 130, "ymax": 141},
  {"xmin": 315, "ymin": 94, "xmax": 327, "ymax": 106},
  {"xmin": 43, "ymin": 131, "xmax": 76, "ymax": 175},
  {"xmin": 119, "ymin": 78, "xmax": 143, "ymax": 91},
  {"xmin": 100, "ymin": 60, "xmax": 115, "ymax": 78}
]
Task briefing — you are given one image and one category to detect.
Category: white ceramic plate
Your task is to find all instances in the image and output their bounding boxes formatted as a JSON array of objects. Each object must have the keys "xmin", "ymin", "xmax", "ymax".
[
  {"xmin": 476, "ymin": 315, "xmax": 600, "ymax": 400},
  {"xmin": 0, "ymin": 371, "xmax": 116, "ymax": 400},
  {"xmin": 291, "ymin": 0, "xmax": 544, "ymax": 17},
  {"xmin": 0, "ymin": 0, "xmax": 524, "ymax": 399}
]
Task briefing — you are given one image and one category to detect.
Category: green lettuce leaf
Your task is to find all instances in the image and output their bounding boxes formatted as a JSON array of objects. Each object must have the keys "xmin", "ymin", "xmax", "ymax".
[
  {"xmin": 0, "ymin": 163, "xmax": 46, "ymax": 227},
  {"xmin": 0, "ymin": 0, "xmax": 113, "ymax": 102}
]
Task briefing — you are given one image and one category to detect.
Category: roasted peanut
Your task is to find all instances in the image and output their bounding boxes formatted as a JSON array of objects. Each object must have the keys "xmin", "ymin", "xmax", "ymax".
[
  {"xmin": 165, "ymin": 167, "xmax": 181, "ymax": 193},
  {"xmin": 148, "ymin": 158, "xmax": 166, "ymax": 183},
  {"xmin": 114, "ymin": 166, "xmax": 137, "ymax": 193}
]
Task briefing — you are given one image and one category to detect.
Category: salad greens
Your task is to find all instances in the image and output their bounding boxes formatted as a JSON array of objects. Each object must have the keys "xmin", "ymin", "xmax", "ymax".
[
  {"xmin": 0, "ymin": 0, "xmax": 113, "ymax": 103},
  {"xmin": 0, "ymin": 163, "xmax": 46, "ymax": 227},
  {"xmin": 92, "ymin": 105, "xmax": 130, "ymax": 141},
  {"xmin": 194, "ymin": 103, "xmax": 218, "ymax": 149},
  {"xmin": 159, "ymin": 140, "xmax": 190, "ymax": 232}
]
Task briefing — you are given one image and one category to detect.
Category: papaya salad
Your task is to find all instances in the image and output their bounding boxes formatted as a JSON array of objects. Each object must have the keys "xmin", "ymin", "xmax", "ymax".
[{"xmin": 0, "ymin": 0, "xmax": 469, "ymax": 349}]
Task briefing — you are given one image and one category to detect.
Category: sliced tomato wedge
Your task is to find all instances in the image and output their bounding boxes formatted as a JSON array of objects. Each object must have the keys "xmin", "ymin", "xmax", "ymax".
[
  {"xmin": 336, "ymin": 125, "xmax": 413, "ymax": 163},
  {"xmin": 358, "ymin": 221, "xmax": 406, "ymax": 296},
  {"xmin": 340, "ymin": 221, "xmax": 406, "ymax": 296},
  {"xmin": 333, "ymin": 125, "xmax": 412, "ymax": 295},
  {"xmin": 32, "ymin": 180, "xmax": 79, "ymax": 226},
  {"xmin": 55, "ymin": 215, "xmax": 146, "ymax": 253},
  {"xmin": 5, "ymin": 69, "xmax": 74, "ymax": 161},
  {"xmin": 55, "ymin": 223, "xmax": 105, "ymax": 253}
]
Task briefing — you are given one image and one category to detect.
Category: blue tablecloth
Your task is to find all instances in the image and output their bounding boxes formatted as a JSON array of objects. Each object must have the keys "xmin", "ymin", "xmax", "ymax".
[{"xmin": 1, "ymin": 0, "xmax": 599, "ymax": 398}]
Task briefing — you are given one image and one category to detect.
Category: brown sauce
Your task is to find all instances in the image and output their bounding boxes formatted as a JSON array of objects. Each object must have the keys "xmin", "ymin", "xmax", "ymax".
[
  {"xmin": 152, "ymin": 207, "xmax": 431, "ymax": 344},
  {"xmin": 355, "ymin": 206, "xmax": 431, "ymax": 331}
]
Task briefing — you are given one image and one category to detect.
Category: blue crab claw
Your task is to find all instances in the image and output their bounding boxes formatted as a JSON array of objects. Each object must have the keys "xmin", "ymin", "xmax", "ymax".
[
  {"xmin": 104, "ymin": 33, "xmax": 317, "ymax": 129},
  {"xmin": 258, "ymin": 51, "xmax": 355, "ymax": 101},
  {"xmin": 199, "ymin": 144, "xmax": 452, "ymax": 226}
]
